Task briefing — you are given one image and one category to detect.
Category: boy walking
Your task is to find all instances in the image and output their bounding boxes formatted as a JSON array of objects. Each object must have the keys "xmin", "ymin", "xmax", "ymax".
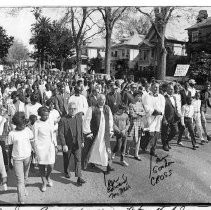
[{"xmin": 112, "ymin": 104, "xmax": 130, "ymax": 166}]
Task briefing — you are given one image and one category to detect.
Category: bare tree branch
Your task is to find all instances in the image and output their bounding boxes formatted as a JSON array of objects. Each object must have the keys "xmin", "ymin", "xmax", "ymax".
[
  {"xmin": 136, "ymin": 7, "xmax": 162, "ymax": 40},
  {"xmin": 112, "ymin": 7, "xmax": 127, "ymax": 27},
  {"xmin": 98, "ymin": 7, "xmax": 106, "ymax": 22},
  {"xmin": 83, "ymin": 28, "xmax": 105, "ymax": 43},
  {"xmin": 165, "ymin": 7, "xmax": 175, "ymax": 23}
]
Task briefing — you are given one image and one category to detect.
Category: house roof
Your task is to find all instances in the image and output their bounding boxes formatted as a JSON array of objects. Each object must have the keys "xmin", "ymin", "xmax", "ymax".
[
  {"xmin": 186, "ymin": 17, "xmax": 211, "ymax": 30},
  {"xmin": 138, "ymin": 39, "xmax": 155, "ymax": 47},
  {"xmin": 85, "ymin": 38, "xmax": 106, "ymax": 49},
  {"xmin": 112, "ymin": 34, "xmax": 145, "ymax": 48}
]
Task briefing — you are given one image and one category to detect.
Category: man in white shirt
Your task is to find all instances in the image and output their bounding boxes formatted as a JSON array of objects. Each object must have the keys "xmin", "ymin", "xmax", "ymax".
[
  {"xmin": 68, "ymin": 86, "xmax": 88, "ymax": 115},
  {"xmin": 142, "ymin": 82, "xmax": 165, "ymax": 156},
  {"xmin": 193, "ymin": 92, "xmax": 206, "ymax": 144},
  {"xmin": 178, "ymin": 96, "xmax": 199, "ymax": 150},
  {"xmin": 188, "ymin": 79, "xmax": 196, "ymax": 98}
]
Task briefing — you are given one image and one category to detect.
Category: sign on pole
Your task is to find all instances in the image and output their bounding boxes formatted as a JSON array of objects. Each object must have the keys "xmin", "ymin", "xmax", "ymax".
[{"xmin": 174, "ymin": 64, "xmax": 190, "ymax": 77}]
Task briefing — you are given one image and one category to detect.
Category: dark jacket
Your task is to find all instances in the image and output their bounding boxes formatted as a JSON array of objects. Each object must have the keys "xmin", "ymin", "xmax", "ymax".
[
  {"xmin": 106, "ymin": 92, "xmax": 122, "ymax": 114},
  {"xmin": 180, "ymin": 89, "xmax": 191, "ymax": 106},
  {"xmin": 163, "ymin": 95, "xmax": 180, "ymax": 124},
  {"xmin": 58, "ymin": 112, "xmax": 84, "ymax": 151},
  {"xmin": 53, "ymin": 92, "xmax": 70, "ymax": 116}
]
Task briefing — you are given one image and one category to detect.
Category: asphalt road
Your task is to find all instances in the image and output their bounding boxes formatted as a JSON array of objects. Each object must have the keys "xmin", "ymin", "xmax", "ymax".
[{"xmin": 1, "ymin": 110, "xmax": 211, "ymax": 204}]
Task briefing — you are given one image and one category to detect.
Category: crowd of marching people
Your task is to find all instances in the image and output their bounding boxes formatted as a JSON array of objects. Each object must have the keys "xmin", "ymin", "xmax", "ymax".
[{"xmin": 0, "ymin": 67, "xmax": 211, "ymax": 204}]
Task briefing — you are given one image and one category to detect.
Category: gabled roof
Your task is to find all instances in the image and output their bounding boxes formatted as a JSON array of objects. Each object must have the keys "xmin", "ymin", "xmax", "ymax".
[
  {"xmin": 85, "ymin": 38, "xmax": 106, "ymax": 49},
  {"xmin": 112, "ymin": 34, "xmax": 145, "ymax": 48},
  {"xmin": 138, "ymin": 39, "xmax": 154, "ymax": 47},
  {"xmin": 186, "ymin": 17, "xmax": 211, "ymax": 30}
]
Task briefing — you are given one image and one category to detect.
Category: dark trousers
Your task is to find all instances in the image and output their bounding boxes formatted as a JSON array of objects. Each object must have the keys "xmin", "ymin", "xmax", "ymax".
[
  {"xmin": 178, "ymin": 117, "xmax": 196, "ymax": 147},
  {"xmin": 63, "ymin": 149, "xmax": 82, "ymax": 178},
  {"xmin": 113, "ymin": 133, "xmax": 127, "ymax": 161},
  {"xmin": 149, "ymin": 132, "xmax": 160, "ymax": 153},
  {"xmin": 161, "ymin": 122, "xmax": 178, "ymax": 147}
]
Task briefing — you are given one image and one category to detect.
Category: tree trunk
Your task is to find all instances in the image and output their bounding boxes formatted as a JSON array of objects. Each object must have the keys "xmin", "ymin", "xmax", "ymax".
[
  {"xmin": 76, "ymin": 45, "xmax": 82, "ymax": 74},
  {"xmin": 105, "ymin": 29, "xmax": 112, "ymax": 75},
  {"xmin": 157, "ymin": 25, "xmax": 167, "ymax": 80},
  {"xmin": 60, "ymin": 57, "xmax": 64, "ymax": 71}
]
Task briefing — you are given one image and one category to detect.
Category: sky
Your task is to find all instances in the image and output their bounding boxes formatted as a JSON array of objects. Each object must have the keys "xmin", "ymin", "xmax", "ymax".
[{"xmin": 1, "ymin": 6, "xmax": 211, "ymax": 52}]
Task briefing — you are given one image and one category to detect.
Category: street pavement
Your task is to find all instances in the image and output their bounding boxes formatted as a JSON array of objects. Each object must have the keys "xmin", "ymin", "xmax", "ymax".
[{"xmin": 1, "ymin": 110, "xmax": 211, "ymax": 204}]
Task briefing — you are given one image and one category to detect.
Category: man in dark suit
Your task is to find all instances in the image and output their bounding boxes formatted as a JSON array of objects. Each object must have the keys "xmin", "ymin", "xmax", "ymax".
[
  {"xmin": 106, "ymin": 82, "xmax": 122, "ymax": 114},
  {"xmin": 180, "ymin": 81, "xmax": 191, "ymax": 106},
  {"xmin": 53, "ymin": 82, "xmax": 70, "ymax": 117},
  {"xmin": 161, "ymin": 83, "xmax": 180, "ymax": 151},
  {"xmin": 58, "ymin": 102, "xmax": 86, "ymax": 186}
]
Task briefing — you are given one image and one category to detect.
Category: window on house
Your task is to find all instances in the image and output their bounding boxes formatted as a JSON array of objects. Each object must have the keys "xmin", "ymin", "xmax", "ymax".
[
  {"xmin": 122, "ymin": 49, "xmax": 125, "ymax": 57},
  {"xmin": 142, "ymin": 50, "xmax": 149, "ymax": 61},
  {"xmin": 111, "ymin": 52, "xmax": 114, "ymax": 57},
  {"xmin": 114, "ymin": 51, "xmax": 118, "ymax": 57},
  {"xmin": 192, "ymin": 31, "xmax": 199, "ymax": 42}
]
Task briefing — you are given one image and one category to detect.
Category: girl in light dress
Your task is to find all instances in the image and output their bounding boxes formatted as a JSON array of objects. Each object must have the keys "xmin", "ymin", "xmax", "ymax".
[{"xmin": 33, "ymin": 106, "xmax": 58, "ymax": 192}]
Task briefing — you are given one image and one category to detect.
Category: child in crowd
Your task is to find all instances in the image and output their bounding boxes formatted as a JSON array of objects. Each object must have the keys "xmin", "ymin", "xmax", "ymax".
[
  {"xmin": 178, "ymin": 96, "xmax": 200, "ymax": 150},
  {"xmin": 28, "ymin": 115, "xmax": 38, "ymax": 168},
  {"xmin": 193, "ymin": 92, "xmax": 207, "ymax": 144},
  {"xmin": 7, "ymin": 112, "xmax": 34, "ymax": 204},
  {"xmin": 112, "ymin": 104, "xmax": 130, "ymax": 166},
  {"xmin": 33, "ymin": 107, "xmax": 57, "ymax": 192}
]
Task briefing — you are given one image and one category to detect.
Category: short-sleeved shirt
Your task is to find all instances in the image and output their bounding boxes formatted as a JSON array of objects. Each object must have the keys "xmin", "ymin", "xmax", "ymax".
[{"xmin": 8, "ymin": 127, "xmax": 33, "ymax": 160}]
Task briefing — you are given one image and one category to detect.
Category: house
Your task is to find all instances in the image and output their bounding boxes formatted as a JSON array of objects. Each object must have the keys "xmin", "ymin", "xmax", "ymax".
[
  {"xmin": 83, "ymin": 38, "xmax": 106, "ymax": 59},
  {"xmin": 137, "ymin": 26, "xmax": 188, "ymax": 79},
  {"xmin": 185, "ymin": 10, "xmax": 211, "ymax": 82},
  {"xmin": 110, "ymin": 34, "xmax": 145, "ymax": 75},
  {"xmin": 186, "ymin": 14, "xmax": 211, "ymax": 57}
]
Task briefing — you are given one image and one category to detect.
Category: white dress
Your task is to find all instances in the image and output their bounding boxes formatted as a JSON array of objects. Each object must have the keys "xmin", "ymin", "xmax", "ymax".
[
  {"xmin": 33, "ymin": 120, "xmax": 57, "ymax": 165},
  {"xmin": 83, "ymin": 107, "xmax": 113, "ymax": 167},
  {"xmin": 88, "ymin": 108, "xmax": 108, "ymax": 167}
]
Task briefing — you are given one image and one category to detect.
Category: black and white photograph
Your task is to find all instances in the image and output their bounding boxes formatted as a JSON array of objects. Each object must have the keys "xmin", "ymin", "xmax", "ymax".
[{"xmin": 0, "ymin": 0, "xmax": 211, "ymax": 206}]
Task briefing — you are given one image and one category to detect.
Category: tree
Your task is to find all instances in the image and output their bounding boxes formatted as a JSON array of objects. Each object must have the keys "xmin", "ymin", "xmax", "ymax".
[
  {"xmin": 98, "ymin": 7, "xmax": 127, "ymax": 75},
  {"xmin": 114, "ymin": 11, "xmax": 151, "ymax": 40},
  {"xmin": 88, "ymin": 57, "xmax": 103, "ymax": 73},
  {"xmin": 136, "ymin": 7, "xmax": 175, "ymax": 80},
  {"xmin": 0, "ymin": 25, "xmax": 14, "ymax": 62},
  {"xmin": 50, "ymin": 21, "xmax": 74, "ymax": 71},
  {"xmin": 60, "ymin": 7, "xmax": 104, "ymax": 74},
  {"xmin": 30, "ymin": 14, "xmax": 52, "ymax": 70},
  {"xmin": 6, "ymin": 39, "xmax": 29, "ymax": 67}
]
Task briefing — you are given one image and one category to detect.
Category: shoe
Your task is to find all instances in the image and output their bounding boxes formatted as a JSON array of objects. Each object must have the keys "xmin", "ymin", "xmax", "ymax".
[
  {"xmin": 150, "ymin": 151, "xmax": 157, "ymax": 157},
  {"xmin": 77, "ymin": 177, "xmax": 86, "ymax": 186},
  {"xmin": 163, "ymin": 145, "xmax": 169, "ymax": 151},
  {"xmin": 195, "ymin": 144, "xmax": 199, "ymax": 148},
  {"xmin": 207, "ymin": 135, "xmax": 211, "ymax": 141},
  {"xmin": 192, "ymin": 146, "xmax": 196, "ymax": 150},
  {"xmin": 3, "ymin": 183, "xmax": 7, "ymax": 191},
  {"xmin": 47, "ymin": 179, "xmax": 53, "ymax": 187},
  {"xmin": 65, "ymin": 172, "xmax": 71, "ymax": 179},
  {"xmin": 204, "ymin": 139, "xmax": 209, "ymax": 143},
  {"xmin": 201, "ymin": 140, "xmax": 205, "ymax": 145},
  {"xmin": 177, "ymin": 142, "xmax": 184, "ymax": 146},
  {"xmin": 90, "ymin": 163, "xmax": 96, "ymax": 168},
  {"xmin": 134, "ymin": 156, "xmax": 141, "ymax": 161},
  {"xmin": 41, "ymin": 184, "xmax": 47, "ymax": 192},
  {"xmin": 111, "ymin": 153, "xmax": 116, "ymax": 160},
  {"xmin": 120, "ymin": 160, "xmax": 129, "ymax": 167},
  {"xmin": 106, "ymin": 165, "xmax": 115, "ymax": 174}
]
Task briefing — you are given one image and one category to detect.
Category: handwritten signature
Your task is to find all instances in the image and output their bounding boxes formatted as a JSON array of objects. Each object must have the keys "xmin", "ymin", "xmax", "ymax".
[
  {"xmin": 104, "ymin": 173, "xmax": 131, "ymax": 199},
  {"xmin": 127, "ymin": 206, "xmax": 186, "ymax": 210},
  {"xmin": 149, "ymin": 154, "xmax": 175, "ymax": 186}
]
